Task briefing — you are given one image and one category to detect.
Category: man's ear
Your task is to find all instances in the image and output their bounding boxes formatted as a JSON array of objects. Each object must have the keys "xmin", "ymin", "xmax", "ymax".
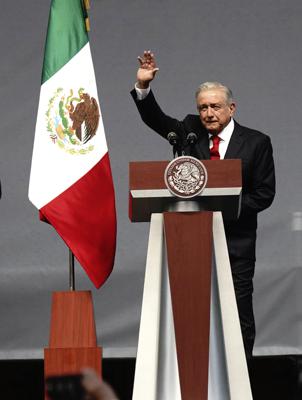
[{"xmin": 230, "ymin": 102, "xmax": 236, "ymax": 116}]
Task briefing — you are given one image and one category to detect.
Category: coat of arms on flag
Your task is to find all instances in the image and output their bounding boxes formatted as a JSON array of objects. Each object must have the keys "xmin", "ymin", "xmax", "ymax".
[{"xmin": 46, "ymin": 88, "xmax": 99, "ymax": 154}]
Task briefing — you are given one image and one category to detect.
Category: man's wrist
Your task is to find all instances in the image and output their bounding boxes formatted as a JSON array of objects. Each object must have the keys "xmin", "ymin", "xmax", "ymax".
[
  {"xmin": 134, "ymin": 83, "xmax": 151, "ymax": 100},
  {"xmin": 136, "ymin": 80, "xmax": 150, "ymax": 89}
]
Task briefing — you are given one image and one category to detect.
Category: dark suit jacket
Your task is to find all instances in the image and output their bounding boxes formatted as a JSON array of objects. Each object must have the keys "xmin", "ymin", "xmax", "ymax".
[{"xmin": 131, "ymin": 89, "xmax": 275, "ymax": 262}]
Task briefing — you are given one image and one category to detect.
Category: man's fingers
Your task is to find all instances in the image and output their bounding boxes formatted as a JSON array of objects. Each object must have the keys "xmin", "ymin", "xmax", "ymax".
[
  {"xmin": 143, "ymin": 50, "xmax": 154, "ymax": 60},
  {"xmin": 138, "ymin": 57, "xmax": 149, "ymax": 70},
  {"xmin": 138, "ymin": 54, "xmax": 151, "ymax": 64},
  {"xmin": 138, "ymin": 50, "xmax": 157, "ymax": 71}
]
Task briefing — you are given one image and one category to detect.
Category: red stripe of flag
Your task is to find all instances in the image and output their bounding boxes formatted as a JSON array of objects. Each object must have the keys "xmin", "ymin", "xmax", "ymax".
[{"xmin": 40, "ymin": 153, "xmax": 116, "ymax": 288}]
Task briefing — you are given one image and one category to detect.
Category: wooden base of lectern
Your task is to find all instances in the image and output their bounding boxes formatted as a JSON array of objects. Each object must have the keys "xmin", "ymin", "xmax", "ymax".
[{"xmin": 44, "ymin": 291, "xmax": 101, "ymax": 397}]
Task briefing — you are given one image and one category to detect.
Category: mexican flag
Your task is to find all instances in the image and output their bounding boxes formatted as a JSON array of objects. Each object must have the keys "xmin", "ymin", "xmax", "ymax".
[{"xmin": 29, "ymin": 0, "xmax": 116, "ymax": 288}]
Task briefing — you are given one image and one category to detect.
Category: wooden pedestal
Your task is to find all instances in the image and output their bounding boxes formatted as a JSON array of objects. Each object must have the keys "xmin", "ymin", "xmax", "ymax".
[{"xmin": 44, "ymin": 291, "xmax": 102, "ymax": 396}]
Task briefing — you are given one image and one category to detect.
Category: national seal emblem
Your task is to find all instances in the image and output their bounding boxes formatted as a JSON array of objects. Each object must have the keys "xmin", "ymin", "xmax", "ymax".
[{"xmin": 46, "ymin": 88, "xmax": 100, "ymax": 155}]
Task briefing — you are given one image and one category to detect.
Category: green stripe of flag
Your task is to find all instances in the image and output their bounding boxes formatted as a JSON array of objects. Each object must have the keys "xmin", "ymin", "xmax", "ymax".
[{"xmin": 42, "ymin": 0, "xmax": 89, "ymax": 84}]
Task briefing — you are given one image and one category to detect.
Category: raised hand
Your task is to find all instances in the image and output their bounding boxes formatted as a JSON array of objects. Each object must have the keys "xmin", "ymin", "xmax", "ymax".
[{"xmin": 136, "ymin": 50, "xmax": 159, "ymax": 89}]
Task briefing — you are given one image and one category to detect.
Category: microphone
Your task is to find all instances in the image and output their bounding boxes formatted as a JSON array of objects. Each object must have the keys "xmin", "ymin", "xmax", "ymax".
[
  {"xmin": 186, "ymin": 132, "xmax": 198, "ymax": 145},
  {"xmin": 167, "ymin": 131, "xmax": 179, "ymax": 146},
  {"xmin": 167, "ymin": 132, "xmax": 181, "ymax": 158}
]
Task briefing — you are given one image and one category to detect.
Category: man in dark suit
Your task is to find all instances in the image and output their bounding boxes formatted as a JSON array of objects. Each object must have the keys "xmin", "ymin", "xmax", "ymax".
[{"xmin": 131, "ymin": 51, "xmax": 275, "ymax": 360}]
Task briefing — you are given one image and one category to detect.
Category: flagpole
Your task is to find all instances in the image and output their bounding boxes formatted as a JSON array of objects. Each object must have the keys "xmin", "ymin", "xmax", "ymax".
[{"xmin": 69, "ymin": 250, "xmax": 75, "ymax": 291}]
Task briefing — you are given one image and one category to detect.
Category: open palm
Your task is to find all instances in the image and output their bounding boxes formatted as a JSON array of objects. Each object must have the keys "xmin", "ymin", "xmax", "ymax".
[{"xmin": 136, "ymin": 51, "xmax": 159, "ymax": 87}]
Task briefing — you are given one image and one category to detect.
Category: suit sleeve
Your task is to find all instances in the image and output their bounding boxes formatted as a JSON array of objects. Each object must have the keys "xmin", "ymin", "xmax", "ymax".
[
  {"xmin": 130, "ymin": 89, "xmax": 185, "ymax": 141},
  {"xmin": 240, "ymin": 135, "xmax": 275, "ymax": 215}
]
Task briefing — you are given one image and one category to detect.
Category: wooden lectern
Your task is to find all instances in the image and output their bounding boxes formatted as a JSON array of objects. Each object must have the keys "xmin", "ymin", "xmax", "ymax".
[
  {"xmin": 129, "ymin": 160, "xmax": 253, "ymax": 400},
  {"xmin": 44, "ymin": 291, "xmax": 102, "ymax": 399}
]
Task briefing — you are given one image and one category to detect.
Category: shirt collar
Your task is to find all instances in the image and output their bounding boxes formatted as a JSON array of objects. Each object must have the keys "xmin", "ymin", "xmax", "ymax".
[{"xmin": 208, "ymin": 118, "xmax": 234, "ymax": 141}]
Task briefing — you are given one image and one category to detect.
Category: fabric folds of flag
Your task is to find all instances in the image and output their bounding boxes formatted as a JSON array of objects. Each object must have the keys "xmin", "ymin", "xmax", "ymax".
[{"xmin": 29, "ymin": 0, "xmax": 116, "ymax": 288}]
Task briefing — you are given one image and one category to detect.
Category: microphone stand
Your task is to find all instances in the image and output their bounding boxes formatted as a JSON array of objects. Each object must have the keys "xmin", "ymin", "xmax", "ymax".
[
  {"xmin": 167, "ymin": 132, "xmax": 183, "ymax": 158},
  {"xmin": 186, "ymin": 132, "xmax": 198, "ymax": 155}
]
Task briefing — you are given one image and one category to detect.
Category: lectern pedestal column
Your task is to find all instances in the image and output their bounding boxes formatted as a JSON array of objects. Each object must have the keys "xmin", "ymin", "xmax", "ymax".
[{"xmin": 164, "ymin": 211, "xmax": 213, "ymax": 400}]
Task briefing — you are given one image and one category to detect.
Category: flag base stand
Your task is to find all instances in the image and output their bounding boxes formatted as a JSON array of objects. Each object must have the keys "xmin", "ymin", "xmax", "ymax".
[
  {"xmin": 44, "ymin": 291, "xmax": 102, "ymax": 396},
  {"xmin": 44, "ymin": 347, "xmax": 102, "ymax": 375}
]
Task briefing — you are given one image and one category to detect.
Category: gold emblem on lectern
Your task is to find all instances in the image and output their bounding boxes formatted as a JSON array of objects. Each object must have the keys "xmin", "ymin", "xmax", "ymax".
[{"xmin": 164, "ymin": 156, "xmax": 207, "ymax": 198}]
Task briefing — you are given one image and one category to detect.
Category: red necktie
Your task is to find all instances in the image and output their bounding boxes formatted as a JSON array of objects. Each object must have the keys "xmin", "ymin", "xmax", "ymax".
[{"xmin": 210, "ymin": 135, "xmax": 221, "ymax": 160}]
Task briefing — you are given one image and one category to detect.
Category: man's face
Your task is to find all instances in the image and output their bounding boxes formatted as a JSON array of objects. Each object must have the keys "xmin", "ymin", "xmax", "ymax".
[{"xmin": 196, "ymin": 89, "xmax": 236, "ymax": 135}]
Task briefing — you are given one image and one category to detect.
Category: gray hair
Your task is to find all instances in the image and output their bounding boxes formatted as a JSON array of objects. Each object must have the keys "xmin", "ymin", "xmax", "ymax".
[{"xmin": 195, "ymin": 82, "xmax": 234, "ymax": 104}]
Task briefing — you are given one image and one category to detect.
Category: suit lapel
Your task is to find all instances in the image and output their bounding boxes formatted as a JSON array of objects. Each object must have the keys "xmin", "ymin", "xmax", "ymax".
[
  {"xmin": 197, "ymin": 133, "xmax": 210, "ymax": 159},
  {"xmin": 224, "ymin": 121, "xmax": 245, "ymax": 159}
]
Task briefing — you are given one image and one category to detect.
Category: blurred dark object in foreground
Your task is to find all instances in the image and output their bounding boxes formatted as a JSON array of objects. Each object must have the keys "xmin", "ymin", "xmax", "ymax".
[{"xmin": 45, "ymin": 374, "xmax": 84, "ymax": 400}]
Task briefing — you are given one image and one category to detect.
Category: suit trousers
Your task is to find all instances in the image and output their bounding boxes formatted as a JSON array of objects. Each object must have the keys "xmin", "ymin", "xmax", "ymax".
[{"xmin": 229, "ymin": 255, "xmax": 256, "ymax": 360}]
